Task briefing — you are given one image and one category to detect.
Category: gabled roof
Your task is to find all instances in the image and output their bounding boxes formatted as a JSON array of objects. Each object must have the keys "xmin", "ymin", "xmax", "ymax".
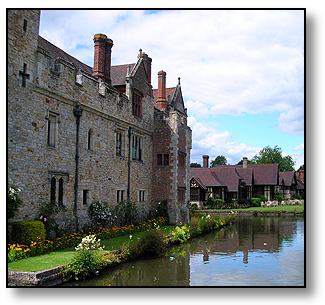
[
  {"xmin": 190, "ymin": 176, "xmax": 207, "ymax": 189},
  {"xmin": 190, "ymin": 167, "xmax": 243, "ymax": 192},
  {"xmin": 170, "ymin": 83, "xmax": 186, "ymax": 114},
  {"xmin": 279, "ymin": 171, "xmax": 296, "ymax": 186},
  {"xmin": 190, "ymin": 168, "xmax": 224, "ymax": 188}
]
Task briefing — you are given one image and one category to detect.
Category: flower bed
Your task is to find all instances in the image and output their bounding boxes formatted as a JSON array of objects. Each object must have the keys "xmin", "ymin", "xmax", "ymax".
[{"xmin": 8, "ymin": 217, "xmax": 168, "ymax": 263}]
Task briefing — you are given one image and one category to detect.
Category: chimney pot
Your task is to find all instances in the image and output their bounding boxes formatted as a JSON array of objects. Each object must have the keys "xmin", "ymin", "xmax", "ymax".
[{"xmin": 203, "ymin": 155, "xmax": 209, "ymax": 168}]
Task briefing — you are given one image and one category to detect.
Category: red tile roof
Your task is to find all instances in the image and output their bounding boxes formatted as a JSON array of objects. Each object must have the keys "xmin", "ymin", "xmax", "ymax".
[
  {"xmin": 279, "ymin": 171, "xmax": 296, "ymax": 186},
  {"xmin": 245, "ymin": 164, "xmax": 278, "ymax": 185},
  {"xmin": 111, "ymin": 63, "xmax": 136, "ymax": 86},
  {"xmin": 190, "ymin": 168, "xmax": 224, "ymax": 188},
  {"xmin": 191, "ymin": 163, "xmax": 279, "ymax": 193}
]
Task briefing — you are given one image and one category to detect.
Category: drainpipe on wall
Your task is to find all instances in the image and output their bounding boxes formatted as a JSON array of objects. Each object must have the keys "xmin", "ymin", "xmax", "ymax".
[
  {"xmin": 73, "ymin": 104, "xmax": 83, "ymax": 232},
  {"xmin": 127, "ymin": 126, "xmax": 133, "ymax": 202}
]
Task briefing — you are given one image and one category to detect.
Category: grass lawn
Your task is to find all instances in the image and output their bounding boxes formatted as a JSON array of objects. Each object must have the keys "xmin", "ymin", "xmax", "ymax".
[
  {"xmin": 8, "ymin": 225, "xmax": 175, "ymax": 272},
  {"xmin": 202, "ymin": 205, "xmax": 304, "ymax": 213}
]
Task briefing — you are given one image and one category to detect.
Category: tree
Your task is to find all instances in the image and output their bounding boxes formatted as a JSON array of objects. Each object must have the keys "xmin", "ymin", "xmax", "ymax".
[
  {"xmin": 210, "ymin": 155, "xmax": 227, "ymax": 167},
  {"xmin": 251, "ymin": 145, "xmax": 295, "ymax": 172},
  {"xmin": 190, "ymin": 162, "xmax": 202, "ymax": 168}
]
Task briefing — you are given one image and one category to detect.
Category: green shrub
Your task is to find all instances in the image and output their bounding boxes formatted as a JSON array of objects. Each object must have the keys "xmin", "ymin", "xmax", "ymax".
[
  {"xmin": 204, "ymin": 197, "xmax": 225, "ymax": 209},
  {"xmin": 155, "ymin": 199, "xmax": 169, "ymax": 221},
  {"xmin": 253, "ymin": 194, "xmax": 268, "ymax": 202},
  {"xmin": 11, "ymin": 220, "xmax": 46, "ymax": 245},
  {"xmin": 129, "ymin": 229, "xmax": 167, "ymax": 258},
  {"xmin": 67, "ymin": 235, "xmax": 104, "ymax": 281},
  {"xmin": 273, "ymin": 193, "xmax": 283, "ymax": 203},
  {"xmin": 68, "ymin": 249, "xmax": 102, "ymax": 281},
  {"xmin": 88, "ymin": 201, "xmax": 111, "ymax": 228},
  {"xmin": 112, "ymin": 200, "xmax": 139, "ymax": 226},
  {"xmin": 250, "ymin": 197, "xmax": 261, "ymax": 207}
]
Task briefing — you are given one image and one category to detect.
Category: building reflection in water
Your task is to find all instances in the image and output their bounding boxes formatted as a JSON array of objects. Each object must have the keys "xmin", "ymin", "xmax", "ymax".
[{"xmin": 64, "ymin": 217, "xmax": 302, "ymax": 286}]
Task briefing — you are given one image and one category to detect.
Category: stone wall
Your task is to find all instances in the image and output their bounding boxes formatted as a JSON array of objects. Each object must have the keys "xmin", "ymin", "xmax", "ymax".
[
  {"xmin": 8, "ymin": 10, "xmax": 192, "ymax": 228},
  {"xmin": 8, "ymin": 10, "xmax": 154, "ymax": 226}
]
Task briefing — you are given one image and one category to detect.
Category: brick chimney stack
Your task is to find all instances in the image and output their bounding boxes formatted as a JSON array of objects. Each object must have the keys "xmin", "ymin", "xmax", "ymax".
[
  {"xmin": 92, "ymin": 34, "xmax": 113, "ymax": 84},
  {"xmin": 203, "ymin": 155, "xmax": 209, "ymax": 168},
  {"xmin": 156, "ymin": 70, "xmax": 167, "ymax": 110},
  {"xmin": 243, "ymin": 157, "xmax": 248, "ymax": 168}
]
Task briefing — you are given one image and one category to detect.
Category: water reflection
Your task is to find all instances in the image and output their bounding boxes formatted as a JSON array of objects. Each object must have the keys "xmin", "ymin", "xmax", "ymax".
[{"xmin": 64, "ymin": 217, "xmax": 304, "ymax": 287}]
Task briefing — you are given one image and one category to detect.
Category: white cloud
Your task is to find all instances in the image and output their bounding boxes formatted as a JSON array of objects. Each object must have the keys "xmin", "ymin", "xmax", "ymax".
[
  {"xmin": 278, "ymin": 106, "xmax": 304, "ymax": 136},
  {"xmin": 39, "ymin": 9, "xmax": 304, "ymax": 163},
  {"xmin": 188, "ymin": 117, "xmax": 260, "ymax": 165},
  {"xmin": 294, "ymin": 143, "xmax": 305, "ymax": 151}
]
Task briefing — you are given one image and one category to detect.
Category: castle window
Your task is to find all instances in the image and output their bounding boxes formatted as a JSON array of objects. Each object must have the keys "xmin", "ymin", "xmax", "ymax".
[
  {"xmin": 164, "ymin": 154, "xmax": 169, "ymax": 165},
  {"xmin": 139, "ymin": 190, "xmax": 146, "ymax": 203},
  {"xmin": 46, "ymin": 111, "xmax": 60, "ymax": 148},
  {"xmin": 50, "ymin": 177, "xmax": 56, "ymax": 203},
  {"xmin": 83, "ymin": 190, "xmax": 89, "ymax": 206},
  {"xmin": 157, "ymin": 154, "xmax": 169, "ymax": 166},
  {"xmin": 132, "ymin": 91, "xmax": 142, "ymax": 118},
  {"xmin": 132, "ymin": 135, "xmax": 142, "ymax": 161},
  {"xmin": 58, "ymin": 178, "xmax": 64, "ymax": 205},
  {"xmin": 157, "ymin": 154, "xmax": 162, "ymax": 166},
  {"xmin": 116, "ymin": 130, "xmax": 122, "ymax": 156},
  {"xmin": 87, "ymin": 128, "xmax": 93, "ymax": 150},
  {"xmin": 117, "ymin": 190, "xmax": 125, "ymax": 203}
]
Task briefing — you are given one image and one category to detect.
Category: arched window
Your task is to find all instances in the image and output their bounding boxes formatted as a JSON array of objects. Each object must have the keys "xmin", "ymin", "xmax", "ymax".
[
  {"xmin": 58, "ymin": 178, "xmax": 64, "ymax": 205},
  {"xmin": 50, "ymin": 177, "xmax": 56, "ymax": 203}
]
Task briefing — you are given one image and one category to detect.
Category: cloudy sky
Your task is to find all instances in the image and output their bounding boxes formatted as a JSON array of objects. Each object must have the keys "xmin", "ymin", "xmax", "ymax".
[{"xmin": 39, "ymin": 9, "xmax": 305, "ymax": 169}]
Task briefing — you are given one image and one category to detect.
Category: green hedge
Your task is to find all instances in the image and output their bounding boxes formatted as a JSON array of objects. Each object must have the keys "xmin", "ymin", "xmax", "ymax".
[{"xmin": 11, "ymin": 220, "xmax": 46, "ymax": 245}]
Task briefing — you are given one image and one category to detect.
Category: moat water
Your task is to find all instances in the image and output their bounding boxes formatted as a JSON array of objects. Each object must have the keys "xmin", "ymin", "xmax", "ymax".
[{"xmin": 64, "ymin": 217, "xmax": 305, "ymax": 287}]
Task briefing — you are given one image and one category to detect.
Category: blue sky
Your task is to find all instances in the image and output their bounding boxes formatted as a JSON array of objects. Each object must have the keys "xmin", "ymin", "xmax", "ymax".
[{"xmin": 39, "ymin": 9, "xmax": 305, "ymax": 169}]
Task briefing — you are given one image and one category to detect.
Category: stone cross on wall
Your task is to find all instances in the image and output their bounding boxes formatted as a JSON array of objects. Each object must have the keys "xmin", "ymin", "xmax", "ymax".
[{"xmin": 19, "ymin": 63, "xmax": 30, "ymax": 87}]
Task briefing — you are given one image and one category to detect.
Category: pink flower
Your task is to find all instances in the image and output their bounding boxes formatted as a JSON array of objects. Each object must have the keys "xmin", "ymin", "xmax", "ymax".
[
  {"xmin": 44, "ymin": 218, "xmax": 47, "ymax": 222},
  {"xmin": 40, "ymin": 216, "xmax": 43, "ymax": 220}
]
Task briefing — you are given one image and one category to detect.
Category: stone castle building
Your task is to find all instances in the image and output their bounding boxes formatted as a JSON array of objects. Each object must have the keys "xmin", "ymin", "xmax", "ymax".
[{"xmin": 7, "ymin": 10, "xmax": 192, "ymax": 227}]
